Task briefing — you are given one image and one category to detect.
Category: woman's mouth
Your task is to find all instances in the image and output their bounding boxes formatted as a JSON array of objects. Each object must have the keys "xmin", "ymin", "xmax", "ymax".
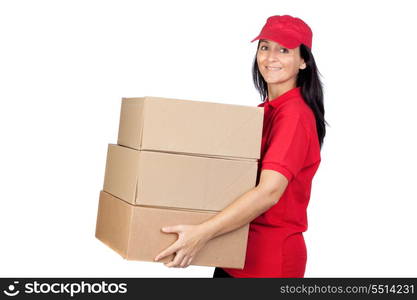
[{"xmin": 266, "ymin": 66, "xmax": 282, "ymax": 71}]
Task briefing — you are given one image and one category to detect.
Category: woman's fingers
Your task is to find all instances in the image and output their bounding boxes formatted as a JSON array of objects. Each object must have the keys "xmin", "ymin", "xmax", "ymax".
[
  {"xmin": 187, "ymin": 257, "xmax": 193, "ymax": 267},
  {"xmin": 165, "ymin": 251, "xmax": 185, "ymax": 268},
  {"xmin": 179, "ymin": 255, "xmax": 190, "ymax": 268},
  {"xmin": 155, "ymin": 242, "xmax": 180, "ymax": 261}
]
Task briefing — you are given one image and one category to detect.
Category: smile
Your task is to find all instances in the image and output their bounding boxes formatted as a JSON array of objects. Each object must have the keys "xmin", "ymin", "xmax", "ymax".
[{"xmin": 266, "ymin": 66, "xmax": 282, "ymax": 71}]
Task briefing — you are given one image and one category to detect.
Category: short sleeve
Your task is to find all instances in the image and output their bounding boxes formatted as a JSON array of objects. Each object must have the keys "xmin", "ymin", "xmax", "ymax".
[{"xmin": 261, "ymin": 113, "xmax": 311, "ymax": 182}]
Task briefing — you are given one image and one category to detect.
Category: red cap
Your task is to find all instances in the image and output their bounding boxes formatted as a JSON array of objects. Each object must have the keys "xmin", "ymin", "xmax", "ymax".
[{"xmin": 251, "ymin": 15, "xmax": 312, "ymax": 49}]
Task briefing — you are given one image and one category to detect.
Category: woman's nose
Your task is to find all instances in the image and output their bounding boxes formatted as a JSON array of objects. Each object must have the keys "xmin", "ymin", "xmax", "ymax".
[
  {"xmin": 266, "ymin": 50, "xmax": 280, "ymax": 62},
  {"xmin": 267, "ymin": 54, "xmax": 279, "ymax": 62}
]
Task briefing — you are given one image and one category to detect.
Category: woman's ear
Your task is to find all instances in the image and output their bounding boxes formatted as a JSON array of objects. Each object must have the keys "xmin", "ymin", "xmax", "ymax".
[{"xmin": 299, "ymin": 60, "xmax": 307, "ymax": 70}]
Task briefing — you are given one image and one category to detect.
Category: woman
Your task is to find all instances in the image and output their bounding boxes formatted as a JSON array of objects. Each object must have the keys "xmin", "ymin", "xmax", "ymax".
[{"xmin": 154, "ymin": 14, "xmax": 326, "ymax": 278}]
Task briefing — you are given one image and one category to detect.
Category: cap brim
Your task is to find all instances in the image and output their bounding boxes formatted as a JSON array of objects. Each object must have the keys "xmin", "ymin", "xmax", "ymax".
[
  {"xmin": 250, "ymin": 35, "xmax": 260, "ymax": 43},
  {"xmin": 250, "ymin": 33, "xmax": 300, "ymax": 49}
]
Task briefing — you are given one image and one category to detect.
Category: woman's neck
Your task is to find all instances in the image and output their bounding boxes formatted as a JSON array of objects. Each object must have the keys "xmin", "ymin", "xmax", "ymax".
[{"xmin": 267, "ymin": 81, "xmax": 297, "ymax": 100}]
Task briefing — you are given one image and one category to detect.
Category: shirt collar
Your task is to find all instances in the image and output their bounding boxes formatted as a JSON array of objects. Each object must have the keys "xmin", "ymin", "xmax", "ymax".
[{"xmin": 259, "ymin": 86, "xmax": 302, "ymax": 108}]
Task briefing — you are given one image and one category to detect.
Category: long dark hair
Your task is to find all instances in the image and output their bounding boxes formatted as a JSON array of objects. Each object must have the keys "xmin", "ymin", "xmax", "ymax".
[{"xmin": 252, "ymin": 42, "xmax": 328, "ymax": 149}]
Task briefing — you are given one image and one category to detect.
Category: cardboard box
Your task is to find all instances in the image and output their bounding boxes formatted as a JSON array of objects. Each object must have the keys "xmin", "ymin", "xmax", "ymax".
[
  {"xmin": 103, "ymin": 144, "xmax": 258, "ymax": 210},
  {"xmin": 117, "ymin": 96, "xmax": 263, "ymax": 159},
  {"xmin": 95, "ymin": 191, "xmax": 249, "ymax": 269}
]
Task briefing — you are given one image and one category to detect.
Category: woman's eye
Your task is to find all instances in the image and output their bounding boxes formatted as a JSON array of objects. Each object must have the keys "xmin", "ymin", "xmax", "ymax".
[
  {"xmin": 260, "ymin": 46, "xmax": 288, "ymax": 53},
  {"xmin": 259, "ymin": 45, "xmax": 288, "ymax": 53}
]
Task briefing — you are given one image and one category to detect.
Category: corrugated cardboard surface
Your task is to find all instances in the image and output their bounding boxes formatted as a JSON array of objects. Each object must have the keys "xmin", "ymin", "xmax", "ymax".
[
  {"xmin": 117, "ymin": 98, "xmax": 144, "ymax": 151},
  {"xmin": 95, "ymin": 191, "xmax": 249, "ymax": 269},
  {"xmin": 103, "ymin": 144, "xmax": 258, "ymax": 211},
  {"xmin": 117, "ymin": 96, "xmax": 263, "ymax": 159}
]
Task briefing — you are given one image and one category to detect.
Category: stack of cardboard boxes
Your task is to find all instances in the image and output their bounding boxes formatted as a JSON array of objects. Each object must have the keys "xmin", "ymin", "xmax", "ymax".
[{"xmin": 95, "ymin": 96, "xmax": 263, "ymax": 269}]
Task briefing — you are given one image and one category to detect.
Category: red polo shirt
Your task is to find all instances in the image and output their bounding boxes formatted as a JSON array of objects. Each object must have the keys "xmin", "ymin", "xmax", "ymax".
[{"xmin": 222, "ymin": 86, "xmax": 321, "ymax": 277}]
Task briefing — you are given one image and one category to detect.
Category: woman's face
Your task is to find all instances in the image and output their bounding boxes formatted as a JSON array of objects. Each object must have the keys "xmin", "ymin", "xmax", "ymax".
[{"xmin": 256, "ymin": 39, "xmax": 306, "ymax": 87}]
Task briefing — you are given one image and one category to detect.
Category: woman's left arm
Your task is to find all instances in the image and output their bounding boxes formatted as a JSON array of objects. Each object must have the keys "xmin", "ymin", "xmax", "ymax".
[{"xmin": 154, "ymin": 169, "xmax": 288, "ymax": 268}]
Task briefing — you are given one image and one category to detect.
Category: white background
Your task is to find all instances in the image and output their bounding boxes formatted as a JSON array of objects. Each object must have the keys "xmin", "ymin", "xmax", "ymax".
[{"xmin": 1, "ymin": 0, "xmax": 416, "ymax": 277}]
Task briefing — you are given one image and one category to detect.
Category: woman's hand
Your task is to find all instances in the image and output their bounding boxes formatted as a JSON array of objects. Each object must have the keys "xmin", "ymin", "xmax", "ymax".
[{"xmin": 154, "ymin": 224, "xmax": 212, "ymax": 268}]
